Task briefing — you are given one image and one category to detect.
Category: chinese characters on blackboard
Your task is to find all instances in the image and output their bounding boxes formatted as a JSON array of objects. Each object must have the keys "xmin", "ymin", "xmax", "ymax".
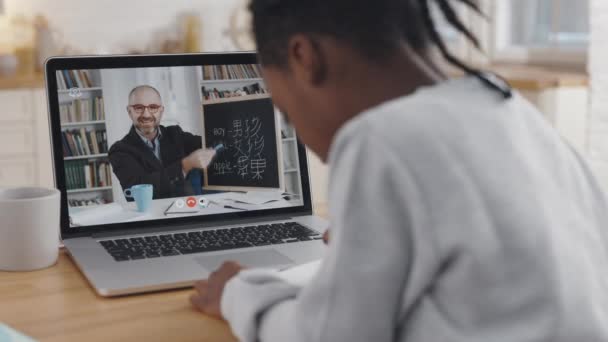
[{"xmin": 212, "ymin": 117, "xmax": 267, "ymax": 181}]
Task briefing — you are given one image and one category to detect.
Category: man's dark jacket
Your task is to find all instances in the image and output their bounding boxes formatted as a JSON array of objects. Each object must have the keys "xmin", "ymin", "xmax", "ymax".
[{"xmin": 109, "ymin": 125, "xmax": 202, "ymax": 200}]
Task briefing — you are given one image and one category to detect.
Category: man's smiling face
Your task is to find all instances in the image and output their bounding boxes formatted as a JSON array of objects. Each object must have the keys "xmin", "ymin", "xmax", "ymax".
[{"xmin": 127, "ymin": 87, "xmax": 164, "ymax": 136}]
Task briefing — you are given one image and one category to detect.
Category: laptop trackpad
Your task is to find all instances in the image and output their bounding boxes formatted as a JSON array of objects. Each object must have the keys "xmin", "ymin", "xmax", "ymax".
[{"xmin": 194, "ymin": 249, "xmax": 294, "ymax": 271}]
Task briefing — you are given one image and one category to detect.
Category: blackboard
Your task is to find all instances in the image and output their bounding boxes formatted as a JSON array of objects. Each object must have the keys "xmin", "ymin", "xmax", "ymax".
[{"xmin": 202, "ymin": 97, "xmax": 282, "ymax": 191}]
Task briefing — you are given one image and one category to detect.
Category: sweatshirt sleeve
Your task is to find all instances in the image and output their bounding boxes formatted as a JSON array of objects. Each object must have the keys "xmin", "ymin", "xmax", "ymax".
[{"xmin": 221, "ymin": 122, "xmax": 437, "ymax": 342}]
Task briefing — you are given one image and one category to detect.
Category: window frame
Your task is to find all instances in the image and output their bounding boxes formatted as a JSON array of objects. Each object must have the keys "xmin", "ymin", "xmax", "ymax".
[{"xmin": 483, "ymin": 0, "xmax": 588, "ymax": 68}]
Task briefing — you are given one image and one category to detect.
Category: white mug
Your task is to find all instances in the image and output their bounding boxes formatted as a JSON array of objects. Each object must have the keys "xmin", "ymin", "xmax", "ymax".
[{"xmin": 0, "ymin": 187, "xmax": 61, "ymax": 271}]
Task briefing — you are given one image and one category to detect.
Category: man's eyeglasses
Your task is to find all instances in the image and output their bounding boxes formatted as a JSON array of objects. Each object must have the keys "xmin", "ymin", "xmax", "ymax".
[{"xmin": 129, "ymin": 104, "xmax": 162, "ymax": 115}]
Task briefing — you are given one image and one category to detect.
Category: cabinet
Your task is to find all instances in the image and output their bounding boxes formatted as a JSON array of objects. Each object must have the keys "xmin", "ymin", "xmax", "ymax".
[{"xmin": 0, "ymin": 89, "xmax": 53, "ymax": 188}]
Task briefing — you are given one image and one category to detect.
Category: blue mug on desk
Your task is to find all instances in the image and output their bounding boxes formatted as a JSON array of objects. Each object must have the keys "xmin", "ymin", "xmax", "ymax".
[{"xmin": 124, "ymin": 184, "xmax": 153, "ymax": 212}]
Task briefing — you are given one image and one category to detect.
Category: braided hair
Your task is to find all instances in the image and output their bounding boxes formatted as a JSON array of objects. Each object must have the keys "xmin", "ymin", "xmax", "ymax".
[{"xmin": 249, "ymin": 0, "xmax": 512, "ymax": 99}]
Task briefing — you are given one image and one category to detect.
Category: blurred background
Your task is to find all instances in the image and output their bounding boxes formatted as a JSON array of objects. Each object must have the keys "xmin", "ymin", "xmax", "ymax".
[{"xmin": 0, "ymin": 0, "xmax": 606, "ymax": 206}]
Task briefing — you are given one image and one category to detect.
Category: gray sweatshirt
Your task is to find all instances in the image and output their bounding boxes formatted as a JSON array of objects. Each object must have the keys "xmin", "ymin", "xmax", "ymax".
[{"xmin": 220, "ymin": 77, "xmax": 608, "ymax": 342}]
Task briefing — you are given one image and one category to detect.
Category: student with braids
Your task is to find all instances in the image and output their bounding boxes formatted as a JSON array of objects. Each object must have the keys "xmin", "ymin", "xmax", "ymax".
[{"xmin": 190, "ymin": 0, "xmax": 608, "ymax": 340}]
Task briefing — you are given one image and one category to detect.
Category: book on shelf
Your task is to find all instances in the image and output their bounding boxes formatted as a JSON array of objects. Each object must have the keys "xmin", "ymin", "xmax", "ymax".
[
  {"xmin": 65, "ymin": 160, "xmax": 112, "ymax": 190},
  {"xmin": 68, "ymin": 196, "xmax": 108, "ymax": 208},
  {"xmin": 202, "ymin": 64, "xmax": 262, "ymax": 80},
  {"xmin": 59, "ymin": 97, "xmax": 105, "ymax": 123},
  {"xmin": 56, "ymin": 71, "xmax": 67, "ymax": 89},
  {"xmin": 56, "ymin": 69, "xmax": 95, "ymax": 90},
  {"xmin": 201, "ymin": 82, "xmax": 269, "ymax": 101},
  {"xmin": 62, "ymin": 129, "xmax": 108, "ymax": 157}
]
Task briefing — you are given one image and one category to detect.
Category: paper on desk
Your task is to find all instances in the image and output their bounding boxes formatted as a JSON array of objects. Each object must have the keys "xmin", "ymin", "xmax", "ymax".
[
  {"xmin": 228, "ymin": 191, "xmax": 285, "ymax": 205},
  {"xmin": 70, "ymin": 203, "xmax": 149, "ymax": 226},
  {"xmin": 276, "ymin": 259, "xmax": 322, "ymax": 287},
  {"xmin": 0, "ymin": 323, "xmax": 37, "ymax": 342},
  {"xmin": 164, "ymin": 201, "xmax": 199, "ymax": 215}
]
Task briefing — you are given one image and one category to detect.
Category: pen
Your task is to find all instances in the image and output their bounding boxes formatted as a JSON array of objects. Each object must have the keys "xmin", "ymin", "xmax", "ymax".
[
  {"xmin": 163, "ymin": 201, "xmax": 175, "ymax": 216},
  {"xmin": 209, "ymin": 200, "xmax": 247, "ymax": 211},
  {"xmin": 164, "ymin": 200, "xmax": 200, "ymax": 215}
]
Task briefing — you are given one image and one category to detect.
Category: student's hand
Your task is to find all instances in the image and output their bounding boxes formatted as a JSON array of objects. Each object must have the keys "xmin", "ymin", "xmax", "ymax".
[
  {"xmin": 182, "ymin": 148, "xmax": 217, "ymax": 174},
  {"xmin": 190, "ymin": 261, "xmax": 244, "ymax": 319},
  {"xmin": 323, "ymin": 229, "xmax": 330, "ymax": 245}
]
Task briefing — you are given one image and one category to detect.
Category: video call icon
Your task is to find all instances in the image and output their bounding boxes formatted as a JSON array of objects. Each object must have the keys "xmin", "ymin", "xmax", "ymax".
[
  {"xmin": 186, "ymin": 197, "xmax": 197, "ymax": 208},
  {"xmin": 174, "ymin": 199, "xmax": 185, "ymax": 208},
  {"xmin": 198, "ymin": 197, "xmax": 210, "ymax": 208},
  {"xmin": 68, "ymin": 87, "xmax": 82, "ymax": 98}
]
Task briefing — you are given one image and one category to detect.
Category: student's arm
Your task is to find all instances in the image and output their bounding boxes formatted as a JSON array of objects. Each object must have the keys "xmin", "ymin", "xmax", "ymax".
[{"xmin": 219, "ymin": 132, "xmax": 438, "ymax": 342}]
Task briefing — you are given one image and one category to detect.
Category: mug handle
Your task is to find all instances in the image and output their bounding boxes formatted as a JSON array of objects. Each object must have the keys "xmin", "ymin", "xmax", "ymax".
[{"xmin": 123, "ymin": 189, "xmax": 133, "ymax": 198}]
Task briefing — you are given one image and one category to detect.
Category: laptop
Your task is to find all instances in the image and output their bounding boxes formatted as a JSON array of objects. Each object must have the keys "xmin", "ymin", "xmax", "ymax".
[{"xmin": 45, "ymin": 52, "xmax": 327, "ymax": 297}]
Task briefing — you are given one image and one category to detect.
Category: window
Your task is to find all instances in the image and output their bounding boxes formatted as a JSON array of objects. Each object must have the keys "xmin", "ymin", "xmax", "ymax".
[
  {"xmin": 432, "ymin": 1, "xmax": 470, "ymax": 60},
  {"xmin": 490, "ymin": 0, "xmax": 589, "ymax": 67}
]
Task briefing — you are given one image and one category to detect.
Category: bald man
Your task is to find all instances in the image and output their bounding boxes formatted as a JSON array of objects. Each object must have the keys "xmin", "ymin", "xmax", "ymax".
[{"xmin": 109, "ymin": 85, "xmax": 216, "ymax": 200}]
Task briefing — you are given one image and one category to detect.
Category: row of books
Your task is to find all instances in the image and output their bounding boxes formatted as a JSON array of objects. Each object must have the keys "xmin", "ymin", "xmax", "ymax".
[
  {"xmin": 202, "ymin": 64, "xmax": 262, "ymax": 80},
  {"xmin": 57, "ymin": 70, "xmax": 96, "ymax": 89},
  {"xmin": 201, "ymin": 83, "xmax": 269, "ymax": 101},
  {"xmin": 68, "ymin": 196, "xmax": 108, "ymax": 208},
  {"xmin": 60, "ymin": 97, "xmax": 105, "ymax": 123},
  {"xmin": 65, "ymin": 160, "xmax": 113, "ymax": 190},
  {"xmin": 62, "ymin": 129, "xmax": 108, "ymax": 157}
]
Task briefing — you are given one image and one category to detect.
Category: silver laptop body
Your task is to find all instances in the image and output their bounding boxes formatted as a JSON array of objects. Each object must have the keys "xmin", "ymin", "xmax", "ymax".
[{"xmin": 46, "ymin": 53, "xmax": 327, "ymax": 297}]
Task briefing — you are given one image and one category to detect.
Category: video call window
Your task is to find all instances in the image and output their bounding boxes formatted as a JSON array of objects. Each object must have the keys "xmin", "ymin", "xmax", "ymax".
[{"xmin": 56, "ymin": 65, "xmax": 304, "ymax": 228}]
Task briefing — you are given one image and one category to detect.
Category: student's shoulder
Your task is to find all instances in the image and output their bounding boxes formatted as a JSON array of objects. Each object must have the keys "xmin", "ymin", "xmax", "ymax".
[
  {"xmin": 341, "ymin": 95, "xmax": 448, "ymax": 151},
  {"xmin": 354, "ymin": 79, "xmax": 506, "ymax": 146}
]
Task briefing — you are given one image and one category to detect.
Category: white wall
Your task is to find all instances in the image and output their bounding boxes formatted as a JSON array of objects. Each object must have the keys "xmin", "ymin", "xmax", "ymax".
[{"xmin": 589, "ymin": 0, "xmax": 608, "ymax": 189}]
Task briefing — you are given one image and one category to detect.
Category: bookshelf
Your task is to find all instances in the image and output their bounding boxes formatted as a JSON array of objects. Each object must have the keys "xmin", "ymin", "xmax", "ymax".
[
  {"xmin": 280, "ymin": 122, "xmax": 303, "ymax": 200},
  {"xmin": 58, "ymin": 87, "xmax": 103, "ymax": 94},
  {"xmin": 67, "ymin": 186, "xmax": 113, "ymax": 194},
  {"xmin": 57, "ymin": 69, "xmax": 114, "ymax": 208},
  {"xmin": 61, "ymin": 120, "xmax": 105, "ymax": 128},
  {"xmin": 198, "ymin": 64, "xmax": 303, "ymax": 200},
  {"xmin": 202, "ymin": 93, "xmax": 270, "ymax": 105},
  {"xmin": 64, "ymin": 153, "xmax": 108, "ymax": 161},
  {"xmin": 200, "ymin": 78, "xmax": 264, "ymax": 85}
]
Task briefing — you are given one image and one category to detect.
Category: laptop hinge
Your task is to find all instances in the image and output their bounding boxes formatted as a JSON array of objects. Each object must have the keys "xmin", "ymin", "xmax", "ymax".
[{"xmin": 91, "ymin": 212, "xmax": 305, "ymax": 239}]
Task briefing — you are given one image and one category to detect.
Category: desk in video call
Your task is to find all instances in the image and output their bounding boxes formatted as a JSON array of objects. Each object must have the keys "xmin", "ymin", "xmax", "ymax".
[{"xmin": 69, "ymin": 192, "xmax": 301, "ymax": 227}]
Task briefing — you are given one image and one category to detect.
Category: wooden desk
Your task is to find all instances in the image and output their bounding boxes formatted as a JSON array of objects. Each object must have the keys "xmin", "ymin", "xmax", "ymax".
[
  {"xmin": 0, "ymin": 250, "xmax": 236, "ymax": 342},
  {"xmin": 0, "ymin": 204, "xmax": 329, "ymax": 341}
]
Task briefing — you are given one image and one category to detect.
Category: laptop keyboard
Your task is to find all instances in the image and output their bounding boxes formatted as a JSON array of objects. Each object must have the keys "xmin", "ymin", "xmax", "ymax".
[{"xmin": 99, "ymin": 222, "xmax": 323, "ymax": 262}]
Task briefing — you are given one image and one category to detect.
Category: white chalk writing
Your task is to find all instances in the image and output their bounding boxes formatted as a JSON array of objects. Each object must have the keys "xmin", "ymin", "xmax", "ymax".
[{"xmin": 224, "ymin": 116, "xmax": 267, "ymax": 181}]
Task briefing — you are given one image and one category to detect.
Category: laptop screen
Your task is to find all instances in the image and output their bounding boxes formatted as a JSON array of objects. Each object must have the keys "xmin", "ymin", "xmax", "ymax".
[{"xmin": 53, "ymin": 63, "xmax": 306, "ymax": 228}]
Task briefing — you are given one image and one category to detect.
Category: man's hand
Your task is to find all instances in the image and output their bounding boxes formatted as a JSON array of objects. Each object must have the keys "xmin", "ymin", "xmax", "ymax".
[
  {"xmin": 323, "ymin": 229, "xmax": 330, "ymax": 245},
  {"xmin": 190, "ymin": 261, "xmax": 244, "ymax": 319},
  {"xmin": 182, "ymin": 148, "xmax": 217, "ymax": 174}
]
